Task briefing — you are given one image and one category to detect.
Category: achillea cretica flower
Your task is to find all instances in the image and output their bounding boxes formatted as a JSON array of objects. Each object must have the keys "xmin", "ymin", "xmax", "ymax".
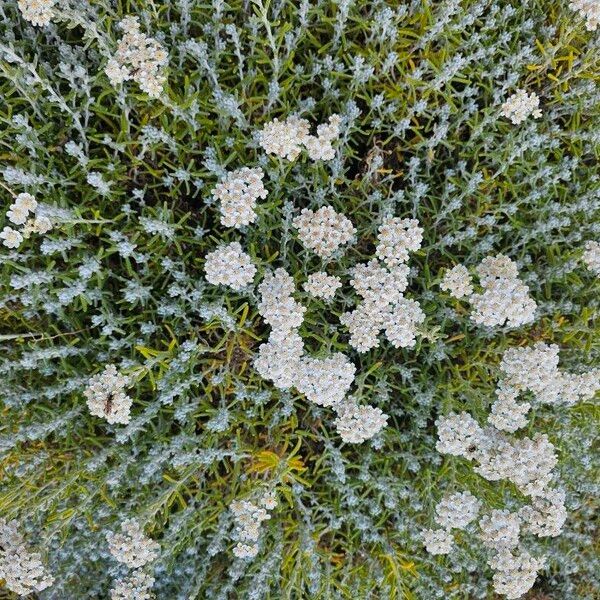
[
  {"xmin": 375, "ymin": 217, "xmax": 423, "ymax": 266},
  {"xmin": 17, "ymin": 0, "xmax": 55, "ymax": 26},
  {"xmin": 333, "ymin": 400, "xmax": 388, "ymax": 443},
  {"xmin": 501, "ymin": 89, "xmax": 542, "ymax": 125},
  {"xmin": 422, "ymin": 528, "xmax": 454, "ymax": 555},
  {"xmin": 434, "ymin": 491, "xmax": 481, "ymax": 530},
  {"xmin": 106, "ymin": 17, "xmax": 168, "ymax": 98},
  {"xmin": 440, "ymin": 264, "xmax": 473, "ymax": 299},
  {"xmin": 106, "ymin": 519, "xmax": 160, "ymax": 569},
  {"xmin": 111, "ymin": 570, "xmax": 155, "ymax": 600},
  {"xmin": 303, "ymin": 271, "xmax": 342, "ymax": 300},
  {"xmin": 292, "ymin": 206, "xmax": 356, "ymax": 258},
  {"xmin": 204, "ymin": 242, "xmax": 257, "ymax": 290},
  {"xmin": 582, "ymin": 240, "xmax": 600, "ymax": 276},
  {"xmin": 212, "ymin": 167, "xmax": 268, "ymax": 228},
  {"xmin": 569, "ymin": 0, "xmax": 600, "ymax": 31},
  {"xmin": 258, "ymin": 114, "xmax": 341, "ymax": 161},
  {"xmin": 84, "ymin": 364, "xmax": 133, "ymax": 425},
  {"xmin": 0, "ymin": 519, "xmax": 54, "ymax": 596},
  {"xmin": 1, "ymin": 226, "xmax": 24, "ymax": 249}
]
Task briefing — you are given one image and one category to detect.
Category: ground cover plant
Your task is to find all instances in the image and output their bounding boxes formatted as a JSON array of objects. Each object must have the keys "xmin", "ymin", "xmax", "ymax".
[{"xmin": 0, "ymin": 0, "xmax": 599, "ymax": 598}]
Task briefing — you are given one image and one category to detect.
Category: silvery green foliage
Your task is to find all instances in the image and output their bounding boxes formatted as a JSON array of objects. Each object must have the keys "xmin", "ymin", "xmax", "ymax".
[{"xmin": 0, "ymin": 0, "xmax": 599, "ymax": 598}]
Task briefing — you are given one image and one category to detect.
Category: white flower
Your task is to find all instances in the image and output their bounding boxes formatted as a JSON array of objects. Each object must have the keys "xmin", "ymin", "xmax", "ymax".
[
  {"xmin": 230, "ymin": 498, "xmax": 275, "ymax": 558},
  {"xmin": 375, "ymin": 217, "xmax": 423, "ymax": 266},
  {"xmin": 292, "ymin": 206, "xmax": 356, "ymax": 258},
  {"xmin": 303, "ymin": 115, "xmax": 342, "ymax": 160},
  {"xmin": 212, "ymin": 167, "xmax": 268, "ymax": 228},
  {"xmin": 258, "ymin": 114, "xmax": 341, "ymax": 161},
  {"xmin": 257, "ymin": 268, "xmax": 306, "ymax": 335},
  {"xmin": 440, "ymin": 264, "xmax": 473, "ymax": 299},
  {"xmin": 474, "ymin": 432, "xmax": 557, "ymax": 497},
  {"xmin": 582, "ymin": 240, "xmax": 600, "ymax": 276},
  {"xmin": 488, "ymin": 385, "xmax": 531, "ymax": 433},
  {"xmin": 233, "ymin": 542, "xmax": 259, "ymax": 558},
  {"xmin": 569, "ymin": 0, "xmax": 600, "ymax": 31},
  {"xmin": 254, "ymin": 331, "xmax": 304, "ymax": 390},
  {"xmin": 258, "ymin": 116, "xmax": 310, "ymax": 160},
  {"xmin": 204, "ymin": 242, "xmax": 257, "ymax": 290},
  {"xmin": 333, "ymin": 400, "xmax": 388, "ymax": 443},
  {"xmin": 295, "ymin": 353, "xmax": 356, "ymax": 407},
  {"xmin": 519, "ymin": 488, "xmax": 567, "ymax": 538},
  {"xmin": 84, "ymin": 364, "xmax": 133, "ymax": 425},
  {"xmin": 498, "ymin": 343, "xmax": 600, "ymax": 407},
  {"xmin": 17, "ymin": 0, "xmax": 55, "ymax": 26},
  {"xmin": 434, "ymin": 491, "xmax": 481, "ymax": 530},
  {"xmin": 422, "ymin": 528, "xmax": 454, "ymax": 555},
  {"xmin": 383, "ymin": 297, "xmax": 425, "ymax": 348},
  {"xmin": 33, "ymin": 215, "xmax": 53, "ymax": 234},
  {"xmin": 110, "ymin": 570, "xmax": 155, "ymax": 600},
  {"xmin": 469, "ymin": 254, "xmax": 537, "ymax": 327},
  {"xmin": 303, "ymin": 271, "xmax": 342, "ymax": 300},
  {"xmin": 479, "ymin": 509, "xmax": 521, "ymax": 550},
  {"xmin": 500, "ymin": 89, "xmax": 542, "ymax": 124},
  {"xmin": 106, "ymin": 16, "xmax": 168, "ymax": 98},
  {"xmin": 106, "ymin": 519, "xmax": 159, "ymax": 569},
  {"xmin": 6, "ymin": 205, "xmax": 28, "ymax": 225},
  {"xmin": 14, "ymin": 192, "xmax": 38, "ymax": 213},
  {"xmin": 488, "ymin": 548, "xmax": 545, "ymax": 600},
  {"xmin": 0, "ymin": 519, "xmax": 54, "ymax": 596},
  {"xmin": 435, "ymin": 412, "xmax": 483, "ymax": 459},
  {"xmin": 339, "ymin": 303, "xmax": 383, "ymax": 353},
  {"xmin": 1, "ymin": 226, "xmax": 24, "ymax": 249},
  {"xmin": 349, "ymin": 260, "xmax": 409, "ymax": 305}
]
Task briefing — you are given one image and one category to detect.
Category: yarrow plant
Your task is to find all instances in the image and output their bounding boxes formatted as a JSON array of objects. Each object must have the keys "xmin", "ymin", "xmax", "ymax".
[
  {"xmin": 105, "ymin": 16, "xmax": 168, "ymax": 98},
  {"xmin": 1, "ymin": 0, "xmax": 598, "ymax": 598}
]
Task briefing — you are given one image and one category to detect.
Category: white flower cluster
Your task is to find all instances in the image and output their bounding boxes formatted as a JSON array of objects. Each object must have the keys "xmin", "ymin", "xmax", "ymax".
[
  {"xmin": 488, "ymin": 385, "xmax": 531, "ymax": 433},
  {"xmin": 259, "ymin": 114, "xmax": 341, "ymax": 161},
  {"xmin": 84, "ymin": 364, "xmax": 133, "ymax": 425},
  {"xmin": 0, "ymin": 519, "xmax": 54, "ymax": 597},
  {"xmin": 519, "ymin": 488, "xmax": 567, "ymax": 538},
  {"xmin": 446, "ymin": 255, "xmax": 536, "ymax": 328},
  {"xmin": 230, "ymin": 494, "xmax": 277, "ymax": 558},
  {"xmin": 435, "ymin": 411, "xmax": 483, "ymax": 458},
  {"xmin": 494, "ymin": 342, "xmax": 600, "ymax": 422},
  {"xmin": 421, "ymin": 528, "xmax": 454, "ymax": 555},
  {"xmin": 500, "ymin": 89, "xmax": 542, "ymax": 125},
  {"xmin": 303, "ymin": 271, "xmax": 342, "ymax": 300},
  {"xmin": 254, "ymin": 269, "xmax": 386, "ymax": 442},
  {"xmin": 295, "ymin": 354, "xmax": 356, "ymax": 407},
  {"xmin": 1, "ymin": 193, "xmax": 52, "ymax": 249},
  {"xmin": 582, "ymin": 240, "xmax": 600, "ymax": 275},
  {"xmin": 204, "ymin": 242, "xmax": 257, "ymax": 290},
  {"xmin": 423, "ymin": 491, "xmax": 481, "ymax": 556},
  {"xmin": 333, "ymin": 399, "xmax": 388, "ymax": 443},
  {"xmin": 570, "ymin": 0, "xmax": 600, "ymax": 31},
  {"xmin": 479, "ymin": 509, "xmax": 521, "ymax": 550},
  {"xmin": 292, "ymin": 206, "xmax": 356, "ymax": 258},
  {"xmin": 341, "ymin": 218, "xmax": 425, "ymax": 352},
  {"xmin": 106, "ymin": 520, "xmax": 159, "ymax": 600},
  {"xmin": 17, "ymin": 0, "xmax": 55, "ymax": 26},
  {"xmin": 212, "ymin": 167, "xmax": 268, "ymax": 228},
  {"xmin": 488, "ymin": 549, "xmax": 546, "ymax": 600},
  {"xmin": 375, "ymin": 217, "xmax": 423, "ymax": 267},
  {"xmin": 430, "ymin": 341, "xmax": 582, "ymax": 597},
  {"xmin": 434, "ymin": 491, "xmax": 481, "ymax": 530},
  {"xmin": 105, "ymin": 17, "xmax": 168, "ymax": 98},
  {"xmin": 111, "ymin": 570, "xmax": 155, "ymax": 600},
  {"xmin": 440, "ymin": 264, "xmax": 473, "ymax": 299},
  {"xmin": 256, "ymin": 268, "xmax": 306, "ymax": 338},
  {"xmin": 106, "ymin": 519, "xmax": 160, "ymax": 569}
]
